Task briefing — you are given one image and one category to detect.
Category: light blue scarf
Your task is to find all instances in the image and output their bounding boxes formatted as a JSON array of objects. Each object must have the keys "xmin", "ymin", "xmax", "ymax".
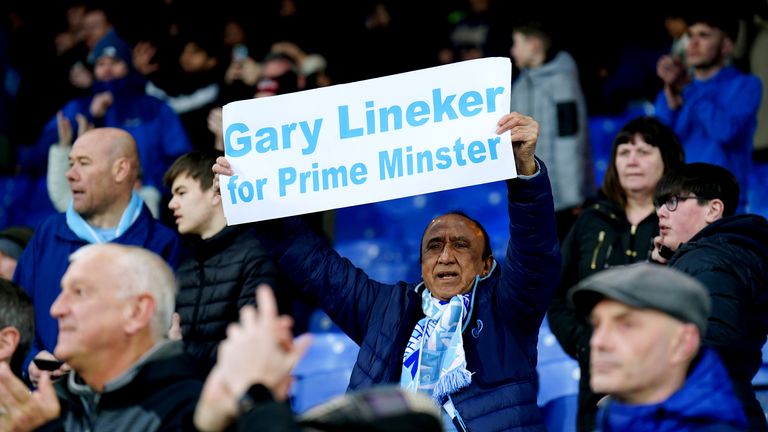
[
  {"xmin": 65, "ymin": 191, "xmax": 143, "ymax": 244},
  {"xmin": 400, "ymin": 279, "xmax": 478, "ymax": 404}
]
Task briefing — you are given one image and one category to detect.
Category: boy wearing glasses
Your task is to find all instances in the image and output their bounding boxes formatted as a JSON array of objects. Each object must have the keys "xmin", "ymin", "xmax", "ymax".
[{"xmin": 652, "ymin": 162, "xmax": 768, "ymax": 431}]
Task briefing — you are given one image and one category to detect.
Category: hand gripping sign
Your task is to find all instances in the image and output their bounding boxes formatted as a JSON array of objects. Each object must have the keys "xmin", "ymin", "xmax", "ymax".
[{"xmin": 221, "ymin": 57, "xmax": 514, "ymax": 225}]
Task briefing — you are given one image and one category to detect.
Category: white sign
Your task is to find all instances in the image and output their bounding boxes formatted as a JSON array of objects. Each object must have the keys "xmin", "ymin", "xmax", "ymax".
[{"xmin": 221, "ymin": 57, "xmax": 514, "ymax": 225}]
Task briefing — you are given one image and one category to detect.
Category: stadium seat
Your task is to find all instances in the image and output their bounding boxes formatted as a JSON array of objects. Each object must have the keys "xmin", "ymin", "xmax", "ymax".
[
  {"xmin": 333, "ymin": 202, "xmax": 388, "ymax": 242},
  {"xmin": 307, "ymin": 308, "xmax": 342, "ymax": 333},
  {"xmin": 537, "ymin": 357, "xmax": 580, "ymax": 407},
  {"xmin": 588, "ymin": 102, "xmax": 654, "ymax": 186},
  {"xmin": 334, "ymin": 237, "xmax": 414, "ymax": 283},
  {"xmin": 538, "ymin": 316, "xmax": 574, "ymax": 366},
  {"xmin": 290, "ymin": 332, "xmax": 360, "ymax": 413},
  {"xmin": 748, "ymin": 160, "xmax": 768, "ymax": 219},
  {"xmin": 536, "ymin": 317, "xmax": 581, "ymax": 431},
  {"xmin": 541, "ymin": 394, "xmax": 579, "ymax": 432},
  {"xmin": 0, "ymin": 175, "xmax": 56, "ymax": 229}
]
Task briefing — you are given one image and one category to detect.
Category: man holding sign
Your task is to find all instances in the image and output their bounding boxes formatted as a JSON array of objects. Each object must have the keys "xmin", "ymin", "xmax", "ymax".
[{"xmin": 213, "ymin": 110, "xmax": 559, "ymax": 431}]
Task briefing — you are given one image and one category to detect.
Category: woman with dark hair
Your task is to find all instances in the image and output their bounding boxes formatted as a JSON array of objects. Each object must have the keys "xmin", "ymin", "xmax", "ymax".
[{"xmin": 546, "ymin": 116, "xmax": 685, "ymax": 432}]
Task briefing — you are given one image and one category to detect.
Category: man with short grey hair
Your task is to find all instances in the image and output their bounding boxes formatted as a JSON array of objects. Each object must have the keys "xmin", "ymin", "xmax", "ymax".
[
  {"xmin": 570, "ymin": 262, "xmax": 747, "ymax": 431},
  {"xmin": 0, "ymin": 243, "xmax": 202, "ymax": 432}
]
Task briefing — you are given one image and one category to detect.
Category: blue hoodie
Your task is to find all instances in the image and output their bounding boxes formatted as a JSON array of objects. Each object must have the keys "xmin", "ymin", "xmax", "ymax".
[
  {"xmin": 19, "ymin": 31, "xmax": 192, "ymax": 191},
  {"xmin": 597, "ymin": 348, "xmax": 748, "ymax": 431},
  {"xmin": 654, "ymin": 65, "xmax": 762, "ymax": 210}
]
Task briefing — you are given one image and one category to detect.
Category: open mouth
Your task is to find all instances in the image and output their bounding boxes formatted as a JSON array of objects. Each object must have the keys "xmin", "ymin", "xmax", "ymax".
[{"xmin": 436, "ymin": 271, "xmax": 459, "ymax": 280}]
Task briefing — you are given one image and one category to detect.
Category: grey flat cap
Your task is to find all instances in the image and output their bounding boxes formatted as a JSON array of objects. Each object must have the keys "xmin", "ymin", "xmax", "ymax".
[{"xmin": 569, "ymin": 262, "xmax": 711, "ymax": 335}]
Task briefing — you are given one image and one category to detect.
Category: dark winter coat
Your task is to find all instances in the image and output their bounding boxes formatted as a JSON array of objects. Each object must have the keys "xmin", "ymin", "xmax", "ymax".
[
  {"xmin": 669, "ymin": 214, "xmax": 768, "ymax": 431},
  {"xmin": 547, "ymin": 199, "xmax": 658, "ymax": 431},
  {"xmin": 254, "ymin": 163, "xmax": 560, "ymax": 431},
  {"xmin": 39, "ymin": 341, "xmax": 204, "ymax": 432},
  {"xmin": 175, "ymin": 224, "xmax": 282, "ymax": 372}
]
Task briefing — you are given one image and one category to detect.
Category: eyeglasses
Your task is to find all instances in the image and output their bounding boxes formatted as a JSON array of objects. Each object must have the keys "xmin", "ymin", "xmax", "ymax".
[{"xmin": 654, "ymin": 195, "xmax": 699, "ymax": 212}]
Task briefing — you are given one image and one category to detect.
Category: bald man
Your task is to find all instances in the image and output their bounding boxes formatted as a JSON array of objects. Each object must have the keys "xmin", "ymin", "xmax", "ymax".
[{"xmin": 14, "ymin": 127, "xmax": 181, "ymax": 385}]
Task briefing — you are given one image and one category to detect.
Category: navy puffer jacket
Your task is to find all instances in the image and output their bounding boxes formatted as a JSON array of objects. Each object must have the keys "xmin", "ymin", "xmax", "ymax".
[{"xmin": 256, "ymin": 162, "xmax": 560, "ymax": 431}]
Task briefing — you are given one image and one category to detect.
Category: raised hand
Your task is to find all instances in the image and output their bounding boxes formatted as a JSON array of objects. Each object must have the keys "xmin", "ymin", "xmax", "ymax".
[
  {"xmin": 0, "ymin": 362, "xmax": 61, "ymax": 431},
  {"xmin": 496, "ymin": 112, "xmax": 540, "ymax": 176}
]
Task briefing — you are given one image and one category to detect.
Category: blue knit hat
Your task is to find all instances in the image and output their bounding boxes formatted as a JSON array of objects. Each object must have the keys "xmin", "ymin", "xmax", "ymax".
[{"xmin": 88, "ymin": 30, "xmax": 132, "ymax": 65}]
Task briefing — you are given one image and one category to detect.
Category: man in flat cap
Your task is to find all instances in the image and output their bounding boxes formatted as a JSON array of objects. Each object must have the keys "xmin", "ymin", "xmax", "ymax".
[{"xmin": 570, "ymin": 262, "xmax": 747, "ymax": 431}]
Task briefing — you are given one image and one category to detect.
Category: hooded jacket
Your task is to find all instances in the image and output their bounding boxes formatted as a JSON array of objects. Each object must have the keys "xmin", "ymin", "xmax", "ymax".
[
  {"xmin": 21, "ymin": 31, "xmax": 192, "ymax": 192},
  {"xmin": 668, "ymin": 214, "xmax": 768, "ymax": 430},
  {"xmin": 253, "ymin": 163, "xmax": 560, "ymax": 431},
  {"xmin": 597, "ymin": 348, "xmax": 748, "ymax": 432},
  {"xmin": 654, "ymin": 66, "xmax": 762, "ymax": 209},
  {"xmin": 510, "ymin": 51, "xmax": 593, "ymax": 211}
]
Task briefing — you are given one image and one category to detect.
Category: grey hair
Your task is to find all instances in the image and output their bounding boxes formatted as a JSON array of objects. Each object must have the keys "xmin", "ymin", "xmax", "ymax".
[{"xmin": 69, "ymin": 244, "xmax": 177, "ymax": 341}]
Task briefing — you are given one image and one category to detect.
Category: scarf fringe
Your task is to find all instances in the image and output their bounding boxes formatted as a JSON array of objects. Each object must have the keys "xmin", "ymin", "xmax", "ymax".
[{"xmin": 432, "ymin": 367, "xmax": 472, "ymax": 403}]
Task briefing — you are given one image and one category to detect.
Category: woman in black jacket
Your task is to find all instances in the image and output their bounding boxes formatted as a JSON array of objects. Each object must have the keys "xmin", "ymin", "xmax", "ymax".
[{"xmin": 547, "ymin": 116, "xmax": 685, "ymax": 432}]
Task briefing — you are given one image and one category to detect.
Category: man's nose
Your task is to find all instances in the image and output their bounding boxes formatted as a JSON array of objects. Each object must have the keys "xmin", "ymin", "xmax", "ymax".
[
  {"xmin": 50, "ymin": 293, "xmax": 66, "ymax": 318},
  {"xmin": 438, "ymin": 246, "xmax": 454, "ymax": 263},
  {"xmin": 66, "ymin": 166, "xmax": 77, "ymax": 182},
  {"xmin": 590, "ymin": 325, "xmax": 608, "ymax": 351}
]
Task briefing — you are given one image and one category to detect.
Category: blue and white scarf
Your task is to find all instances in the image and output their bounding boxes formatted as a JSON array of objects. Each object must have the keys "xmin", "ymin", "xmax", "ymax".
[
  {"xmin": 400, "ymin": 279, "xmax": 479, "ymax": 404},
  {"xmin": 65, "ymin": 191, "xmax": 143, "ymax": 244}
]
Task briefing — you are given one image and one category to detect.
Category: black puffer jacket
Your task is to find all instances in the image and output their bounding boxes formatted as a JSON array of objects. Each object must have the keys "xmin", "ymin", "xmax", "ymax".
[
  {"xmin": 176, "ymin": 224, "xmax": 283, "ymax": 372},
  {"xmin": 547, "ymin": 199, "xmax": 658, "ymax": 432},
  {"xmin": 669, "ymin": 214, "xmax": 768, "ymax": 431},
  {"xmin": 40, "ymin": 341, "xmax": 204, "ymax": 432}
]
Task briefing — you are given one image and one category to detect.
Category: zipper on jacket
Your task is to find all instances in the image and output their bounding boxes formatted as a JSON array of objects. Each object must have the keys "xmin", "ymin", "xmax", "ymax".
[
  {"xmin": 590, "ymin": 230, "xmax": 606, "ymax": 270},
  {"xmin": 625, "ymin": 224, "xmax": 638, "ymax": 258}
]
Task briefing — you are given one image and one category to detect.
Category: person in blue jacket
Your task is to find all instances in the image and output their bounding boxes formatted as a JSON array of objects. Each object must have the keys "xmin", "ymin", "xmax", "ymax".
[
  {"xmin": 655, "ymin": 11, "xmax": 762, "ymax": 211},
  {"xmin": 19, "ymin": 30, "xmax": 192, "ymax": 196},
  {"xmin": 570, "ymin": 263, "xmax": 748, "ymax": 432},
  {"xmin": 14, "ymin": 127, "xmax": 181, "ymax": 386},
  {"xmin": 213, "ymin": 112, "xmax": 561, "ymax": 431}
]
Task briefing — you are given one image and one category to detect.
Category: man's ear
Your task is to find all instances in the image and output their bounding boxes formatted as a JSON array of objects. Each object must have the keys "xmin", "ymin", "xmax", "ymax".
[
  {"xmin": 113, "ymin": 157, "xmax": 131, "ymax": 184},
  {"xmin": 721, "ymin": 34, "xmax": 735, "ymax": 58},
  {"xmin": 0, "ymin": 326, "xmax": 21, "ymax": 364},
  {"xmin": 482, "ymin": 255, "xmax": 494, "ymax": 276},
  {"xmin": 123, "ymin": 293, "xmax": 156, "ymax": 335},
  {"xmin": 705, "ymin": 198, "xmax": 725, "ymax": 223},
  {"xmin": 211, "ymin": 189, "xmax": 222, "ymax": 206},
  {"xmin": 670, "ymin": 324, "xmax": 700, "ymax": 365}
]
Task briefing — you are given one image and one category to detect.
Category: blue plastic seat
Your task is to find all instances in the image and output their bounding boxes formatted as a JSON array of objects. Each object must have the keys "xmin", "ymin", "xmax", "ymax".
[
  {"xmin": 333, "ymin": 202, "xmax": 388, "ymax": 242},
  {"xmin": 748, "ymin": 161, "xmax": 768, "ymax": 219},
  {"xmin": 541, "ymin": 394, "xmax": 579, "ymax": 432},
  {"xmin": 334, "ymin": 238, "xmax": 414, "ymax": 283},
  {"xmin": 290, "ymin": 333, "xmax": 360, "ymax": 413},
  {"xmin": 537, "ymin": 316, "xmax": 573, "ymax": 366},
  {"xmin": 537, "ymin": 359, "xmax": 580, "ymax": 407},
  {"xmin": 307, "ymin": 308, "xmax": 342, "ymax": 333},
  {"xmin": 588, "ymin": 102, "xmax": 654, "ymax": 186},
  {"xmin": 0, "ymin": 175, "xmax": 56, "ymax": 230}
]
